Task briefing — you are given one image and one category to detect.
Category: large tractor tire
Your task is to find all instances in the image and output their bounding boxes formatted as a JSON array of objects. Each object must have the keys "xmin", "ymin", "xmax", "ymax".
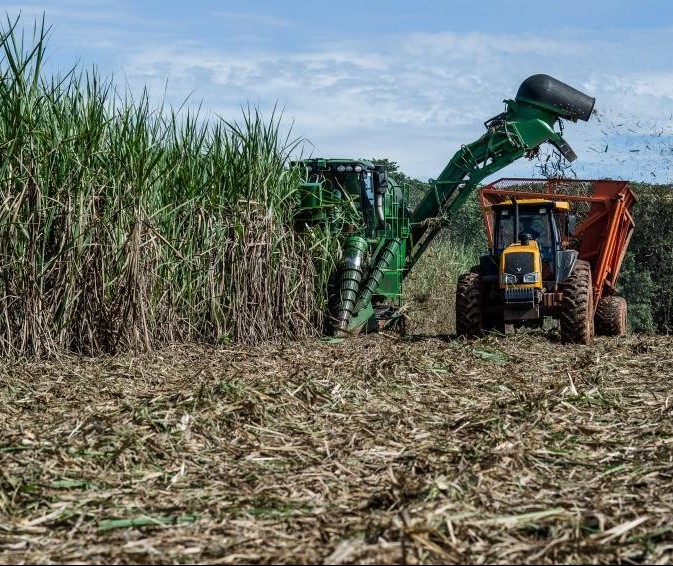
[
  {"xmin": 559, "ymin": 259, "xmax": 594, "ymax": 344},
  {"xmin": 455, "ymin": 270, "xmax": 483, "ymax": 337},
  {"xmin": 595, "ymin": 295, "xmax": 628, "ymax": 336}
]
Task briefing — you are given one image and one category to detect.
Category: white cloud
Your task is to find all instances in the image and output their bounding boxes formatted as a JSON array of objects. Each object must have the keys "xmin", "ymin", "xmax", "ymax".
[
  {"xmin": 106, "ymin": 23, "xmax": 673, "ymax": 180},
  {"xmin": 7, "ymin": 5, "xmax": 673, "ymax": 182}
]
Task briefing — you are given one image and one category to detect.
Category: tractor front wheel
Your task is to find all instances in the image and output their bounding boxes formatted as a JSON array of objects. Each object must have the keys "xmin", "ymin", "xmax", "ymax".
[
  {"xmin": 595, "ymin": 296, "xmax": 628, "ymax": 336},
  {"xmin": 455, "ymin": 270, "xmax": 483, "ymax": 337},
  {"xmin": 559, "ymin": 259, "xmax": 594, "ymax": 344}
]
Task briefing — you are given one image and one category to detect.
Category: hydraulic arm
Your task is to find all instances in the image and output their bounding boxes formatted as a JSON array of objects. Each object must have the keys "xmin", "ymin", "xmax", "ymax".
[{"xmin": 406, "ymin": 74, "xmax": 595, "ymax": 274}]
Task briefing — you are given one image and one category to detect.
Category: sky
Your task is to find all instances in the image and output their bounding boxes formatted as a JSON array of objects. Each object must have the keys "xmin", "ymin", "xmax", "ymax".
[{"xmin": 4, "ymin": 0, "xmax": 673, "ymax": 183}]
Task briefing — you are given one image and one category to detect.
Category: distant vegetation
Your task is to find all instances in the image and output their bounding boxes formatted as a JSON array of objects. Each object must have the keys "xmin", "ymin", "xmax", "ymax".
[{"xmin": 618, "ymin": 184, "xmax": 673, "ymax": 333}]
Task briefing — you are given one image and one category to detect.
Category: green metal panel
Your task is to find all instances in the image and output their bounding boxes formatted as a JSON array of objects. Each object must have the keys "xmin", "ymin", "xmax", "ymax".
[{"xmin": 296, "ymin": 182, "xmax": 328, "ymax": 225}]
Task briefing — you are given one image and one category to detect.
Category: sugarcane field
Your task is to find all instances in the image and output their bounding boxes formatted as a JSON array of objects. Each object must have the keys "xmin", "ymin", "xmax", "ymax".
[{"xmin": 2, "ymin": 9, "xmax": 673, "ymax": 566}]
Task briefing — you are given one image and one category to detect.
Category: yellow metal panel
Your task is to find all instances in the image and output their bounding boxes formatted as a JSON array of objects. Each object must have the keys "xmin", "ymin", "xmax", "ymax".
[
  {"xmin": 499, "ymin": 241, "xmax": 543, "ymax": 289},
  {"xmin": 495, "ymin": 198, "xmax": 570, "ymax": 210}
]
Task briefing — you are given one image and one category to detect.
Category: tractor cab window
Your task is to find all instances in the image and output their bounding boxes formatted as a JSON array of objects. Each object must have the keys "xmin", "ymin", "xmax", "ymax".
[
  {"xmin": 554, "ymin": 211, "xmax": 567, "ymax": 244},
  {"xmin": 519, "ymin": 211, "xmax": 551, "ymax": 246},
  {"xmin": 496, "ymin": 208, "xmax": 553, "ymax": 251},
  {"xmin": 496, "ymin": 209, "xmax": 513, "ymax": 250}
]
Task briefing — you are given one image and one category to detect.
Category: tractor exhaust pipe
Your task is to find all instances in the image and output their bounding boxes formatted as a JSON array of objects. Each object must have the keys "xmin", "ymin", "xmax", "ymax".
[{"xmin": 513, "ymin": 197, "xmax": 520, "ymax": 245}]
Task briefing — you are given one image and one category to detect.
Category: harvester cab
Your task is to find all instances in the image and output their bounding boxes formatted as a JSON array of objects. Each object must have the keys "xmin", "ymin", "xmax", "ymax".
[
  {"xmin": 295, "ymin": 159, "xmax": 397, "ymax": 235},
  {"xmin": 296, "ymin": 158, "xmax": 410, "ymax": 335}
]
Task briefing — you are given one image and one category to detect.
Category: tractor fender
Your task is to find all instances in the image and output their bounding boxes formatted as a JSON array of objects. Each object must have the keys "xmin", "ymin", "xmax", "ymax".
[{"xmin": 479, "ymin": 253, "xmax": 499, "ymax": 278}]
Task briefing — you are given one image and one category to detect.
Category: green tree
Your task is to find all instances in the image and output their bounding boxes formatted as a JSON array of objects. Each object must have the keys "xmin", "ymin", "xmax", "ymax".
[
  {"xmin": 617, "ymin": 253, "xmax": 656, "ymax": 333},
  {"xmin": 619, "ymin": 183, "xmax": 673, "ymax": 333},
  {"xmin": 370, "ymin": 157, "xmax": 429, "ymax": 208}
]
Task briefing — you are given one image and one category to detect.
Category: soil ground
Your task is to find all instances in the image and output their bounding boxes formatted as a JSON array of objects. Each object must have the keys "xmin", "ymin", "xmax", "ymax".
[{"xmin": 1, "ymin": 331, "xmax": 672, "ymax": 564}]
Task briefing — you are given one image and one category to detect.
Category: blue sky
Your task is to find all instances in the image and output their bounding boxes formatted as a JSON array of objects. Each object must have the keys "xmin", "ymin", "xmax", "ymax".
[{"xmin": 4, "ymin": 0, "xmax": 673, "ymax": 182}]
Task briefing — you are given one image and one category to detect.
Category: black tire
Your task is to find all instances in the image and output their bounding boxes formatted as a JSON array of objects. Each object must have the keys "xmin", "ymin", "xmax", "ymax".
[
  {"xmin": 559, "ymin": 259, "xmax": 594, "ymax": 344},
  {"xmin": 595, "ymin": 296, "xmax": 628, "ymax": 336},
  {"xmin": 456, "ymin": 271, "xmax": 483, "ymax": 337}
]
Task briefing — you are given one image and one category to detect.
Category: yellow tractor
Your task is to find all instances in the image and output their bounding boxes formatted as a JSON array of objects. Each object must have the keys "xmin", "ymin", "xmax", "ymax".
[{"xmin": 455, "ymin": 179, "xmax": 635, "ymax": 344}]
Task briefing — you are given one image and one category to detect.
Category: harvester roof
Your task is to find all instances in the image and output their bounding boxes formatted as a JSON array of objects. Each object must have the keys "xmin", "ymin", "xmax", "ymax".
[{"xmin": 297, "ymin": 158, "xmax": 375, "ymax": 173}]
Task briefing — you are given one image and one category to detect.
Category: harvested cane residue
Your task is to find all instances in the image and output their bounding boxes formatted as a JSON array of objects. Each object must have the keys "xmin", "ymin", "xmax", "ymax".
[{"xmin": 1, "ymin": 332, "xmax": 672, "ymax": 564}]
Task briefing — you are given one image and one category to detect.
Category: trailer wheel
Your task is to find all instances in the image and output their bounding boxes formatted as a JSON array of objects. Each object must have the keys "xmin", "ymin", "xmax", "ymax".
[
  {"xmin": 595, "ymin": 296, "xmax": 628, "ymax": 336},
  {"xmin": 456, "ymin": 270, "xmax": 483, "ymax": 337},
  {"xmin": 560, "ymin": 259, "xmax": 594, "ymax": 344}
]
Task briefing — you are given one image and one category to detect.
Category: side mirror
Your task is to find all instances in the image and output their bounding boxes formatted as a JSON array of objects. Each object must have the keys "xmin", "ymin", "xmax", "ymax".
[{"xmin": 568, "ymin": 214, "xmax": 577, "ymax": 235}]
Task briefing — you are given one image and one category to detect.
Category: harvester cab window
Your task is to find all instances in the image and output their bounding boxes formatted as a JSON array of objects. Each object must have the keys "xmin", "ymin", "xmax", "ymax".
[
  {"xmin": 363, "ymin": 171, "xmax": 374, "ymax": 206},
  {"xmin": 319, "ymin": 175, "xmax": 344, "ymax": 201}
]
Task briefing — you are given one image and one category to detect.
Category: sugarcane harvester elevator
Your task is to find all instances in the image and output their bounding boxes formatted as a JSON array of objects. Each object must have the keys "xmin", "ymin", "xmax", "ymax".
[{"xmin": 295, "ymin": 75, "xmax": 599, "ymax": 339}]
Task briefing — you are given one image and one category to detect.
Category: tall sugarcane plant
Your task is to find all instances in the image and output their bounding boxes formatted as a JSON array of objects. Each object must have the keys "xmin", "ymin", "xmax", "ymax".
[{"xmin": 0, "ymin": 14, "xmax": 335, "ymax": 356}]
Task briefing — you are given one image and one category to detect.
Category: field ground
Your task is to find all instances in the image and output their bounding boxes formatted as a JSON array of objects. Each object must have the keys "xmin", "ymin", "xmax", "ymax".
[{"xmin": 1, "ymin": 331, "xmax": 673, "ymax": 564}]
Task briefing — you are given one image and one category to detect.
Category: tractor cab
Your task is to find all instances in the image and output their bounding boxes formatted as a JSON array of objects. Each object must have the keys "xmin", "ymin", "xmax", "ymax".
[
  {"xmin": 492, "ymin": 199, "xmax": 572, "ymax": 286},
  {"xmin": 457, "ymin": 178, "xmax": 634, "ymax": 343},
  {"xmin": 480, "ymin": 197, "xmax": 578, "ymax": 322}
]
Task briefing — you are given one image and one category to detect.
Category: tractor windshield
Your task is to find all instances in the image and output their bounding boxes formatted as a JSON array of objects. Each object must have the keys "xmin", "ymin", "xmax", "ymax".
[{"xmin": 496, "ymin": 208, "xmax": 552, "ymax": 250}]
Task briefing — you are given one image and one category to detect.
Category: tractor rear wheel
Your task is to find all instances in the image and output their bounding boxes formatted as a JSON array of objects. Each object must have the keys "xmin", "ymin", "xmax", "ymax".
[
  {"xmin": 455, "ymin": 270, "xmax": 483, "ymax": 337},
  {"xmin": 559, "ymin": 259, "xmax": 594, "ymax": 344},
  {"xmin": 595, "ymin": 296, "xmax": 628, "ymax": 336}
]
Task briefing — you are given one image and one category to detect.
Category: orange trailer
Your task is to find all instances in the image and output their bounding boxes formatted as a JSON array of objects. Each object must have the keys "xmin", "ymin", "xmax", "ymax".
[
  {"xmin": 479, "ymin": 178, "xmax": 636, "ymax": 313},
  {"xmin": 454, "ymin": 178, "xmax": 635, "ymax": 343}
]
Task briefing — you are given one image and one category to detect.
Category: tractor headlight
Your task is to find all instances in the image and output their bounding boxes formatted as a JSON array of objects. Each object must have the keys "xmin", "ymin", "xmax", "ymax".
[
  {"xmin": 502, "ymin": 273, "xmax": 517, "ymax": 285},
  {"xmin": 523, "ymin": 272, "xmax": 539, "ymax": 283}
]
